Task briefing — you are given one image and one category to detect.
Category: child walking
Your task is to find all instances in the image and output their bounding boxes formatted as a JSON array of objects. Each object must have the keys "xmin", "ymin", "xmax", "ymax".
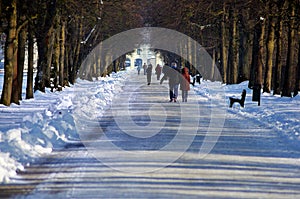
[{"xmin": 180, "ymin": 67, "xmax": 190, "ymax": 102}]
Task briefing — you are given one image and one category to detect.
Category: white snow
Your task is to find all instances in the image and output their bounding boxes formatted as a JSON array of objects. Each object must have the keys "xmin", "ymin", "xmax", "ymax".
[
  {"xmin": 0, "ymin": 70, "xmax": 127, "ymax": 183},
  {"xmin": 0, "ymin": 68, "xmax": 299, "ymax": 184}
]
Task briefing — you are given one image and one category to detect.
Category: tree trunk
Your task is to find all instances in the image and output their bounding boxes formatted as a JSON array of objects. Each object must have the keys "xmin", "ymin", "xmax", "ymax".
[
  {"xmin": 44, "ymin": 26, "xmax": 55, "ymax": 89},
  {"xmin": 52, "ymin": 23, "xmax": 60, "ymax": 92},
  {"xmin": 11, "ymin": 37, "xmax": 20, "ymax": 104},
  {"xmin": 1, "ymin": 0, "xmax": 17, "ymax": 106},
  {"xmin": 249, "ymin": 19, "xmax": 265, "ymax": 88},
  {"xmin": 221, "ymin": 2, "xmax": 228, "ymax": 83},
  {"xmin": 193, "ymin": 39, "xmax": 198, "ymax": 75},
  {"xmin": 70, "ymin": 17, "xmax": 82, "ymax": 84},
  {"xmin": 34, "ymin": 37, "xmax": 45, "ymax": 92},
  {"xmin": 16, "ymin": 16, "xmax": 27, "ymax": 102},
  {"xmin": 238, "ymin": 7, "xmax": 251, "ymax": 83},
  {"xmin": 95, "ymin": 55, "xmax": 101, "ymax": 79},
  {"xmin": 64, "ymin": 36, "xmax": 69, "ymax": 87},
  {"xmin": 34, "ymin": 0, "xmax": 57, "ymax": 92},
  {"xmin": 282, "ymin": 1, "xmax": 296, "ymax": 97},
  {"xmin": 256, "ymin": 18, "xmax": 265, "ymax": 86},
  {"xmin": 211, "ymin": 48, "xmax": 215, "ymax": 80},
  {"xmin": 273, "ymin": 14, "xmax": 283, "ymax": 95},
  {"xmin": 26, "ymin": 25, "xmax": 34, "ymax": 99},
  {"xmin": 227, "ymin": 3, "xmax": 239, "ymax": 84},
  {"xmin": 59, "ymin": 20, "xmax": 65, "ymax": 89},
  {"xmin": 11, "ymin": 4, "xmax": 28, "ymax": 105},
  {"xmin": 263, "ymin": 16, "xmax": 276, "ymax": 93},
  {"xmin": 295, "ymin": 37, "xmax": 300, "ymax": 96},
  {"xmin": 15, "ymin": 2, "xmax": 28, "ymax": 102},
  {"xmin": 187, "ymin": 37, "xmax": 193, "ymax": 74},
  {"xmin": 66, "ymin": 34, "xmax": 74, "ymax": 84}
]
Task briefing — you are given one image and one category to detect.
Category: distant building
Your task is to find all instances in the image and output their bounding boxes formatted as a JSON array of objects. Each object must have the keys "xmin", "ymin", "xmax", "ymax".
[{"xmin": 126, "ymin": 44, "xmax": 164, "ymax": 68}]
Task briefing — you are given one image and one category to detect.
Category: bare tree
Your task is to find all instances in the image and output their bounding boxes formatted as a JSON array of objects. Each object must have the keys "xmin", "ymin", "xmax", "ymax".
[
  {"xmin": 263, "ymin": 1, "xmax": 277, "ymax": 93},
  {"xmin": 282, "ymin": 0, "xmax": 297, "ymax": 97},
  {"xmin": 227, "ymin": 2, "xmax": 239, "ymax": 84},
  {"xmin": 1, "ymin": 0, "xmax": 17, "ymax": 106},
  {"xmin": 26, "ymin": 23, "xmax": 34, "ymax": 99},
  {"xmin": 273, "ymin": 0, "xmax": 286, "ymax": 95}
]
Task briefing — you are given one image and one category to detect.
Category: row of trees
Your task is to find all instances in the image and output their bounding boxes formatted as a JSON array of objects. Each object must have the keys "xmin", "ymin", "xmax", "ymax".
[
  {"xmin": 0, "ymin": 0, "xmax": 299, "ymax": 106},
  {"xmin": 145, "ymin": 0, "xmax": 299, "ymax": 97},
  {"xmin": 0, "ymin": 0, "xmax": 143, "ymax": 106}
]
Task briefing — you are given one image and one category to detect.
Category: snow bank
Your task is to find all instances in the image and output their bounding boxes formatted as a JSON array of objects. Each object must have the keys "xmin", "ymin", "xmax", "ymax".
[
  {"xmin": 0, "ymin": 70, "xmax": 127, "ymax": 183},
  {"xmin": 0, "ymin": 152, "xmax": 24, "ymax": 183},
  {"xmin": 196, "ymin": 80, "xmax": 300, "ymax": 143},
  {"xmin": 0, "ymin": 70, "xmax": 299, "ymax": 184}
]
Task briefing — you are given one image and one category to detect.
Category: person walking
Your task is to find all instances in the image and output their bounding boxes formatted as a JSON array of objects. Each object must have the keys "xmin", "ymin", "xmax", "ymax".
[
  {"xmin": 180, "ymin": 67, "xmax": 190, "ymax": 102},
  {"xmin": 160, "ymin": 62, "xmax": 180, "ymax": 102},
  {"xmin": 137, "ymin": 64, "xmax": 141, "ymax": 75},
  {"xmin": 143, "ymin": 63, "xmax": 147, "ymax": 75},
  {"xmin": 155, "ymin": 64, "xmax": 162, "ymax": 80},
  {"xmin": 146, "ymin": 63, "xmax": 153, "ymax": 85}
]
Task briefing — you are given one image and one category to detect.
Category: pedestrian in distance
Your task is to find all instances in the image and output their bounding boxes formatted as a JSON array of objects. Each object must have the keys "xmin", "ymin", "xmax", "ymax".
[
  {"xmin": 180, "ymin": 67, "xmax": 190, "ymax": 102},
  {"xmin": 160, "ymin": 62, "xmax": 180, "ymax": 102},
  {"xmin": 162, "ymin": 63, "xmax": 168, "ymax": 75},
  {"xmin": 155, "ymin": 64, "xmax": 162, "ymax": 80},
  {"xmin": 143, "ymin": 63, "xmax": 147, "ymax": 75},
  {"xmin": 146, "ymin": 63, "xmax": 153, "ymax": 85},
  {"xmin": 137, "ymin": 64, "xmax": 141, "ymax": 75}
]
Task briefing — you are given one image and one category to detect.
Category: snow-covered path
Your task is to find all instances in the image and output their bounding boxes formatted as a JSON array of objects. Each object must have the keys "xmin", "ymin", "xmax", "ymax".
[{"xmin": 1, "ymin": 71, "xmax": 300, "ymax": 198}]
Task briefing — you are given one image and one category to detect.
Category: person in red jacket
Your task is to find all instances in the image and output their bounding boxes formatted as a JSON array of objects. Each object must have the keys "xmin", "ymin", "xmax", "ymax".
[{"xmin": 180, "ymin": 67, "xmax": 190, "ymax": 102}]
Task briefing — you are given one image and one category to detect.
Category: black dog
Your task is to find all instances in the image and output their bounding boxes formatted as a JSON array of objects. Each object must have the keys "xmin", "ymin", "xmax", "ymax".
[{"xmin": 229, "ymin": 89, "xmax": 246, "ymax": 108}]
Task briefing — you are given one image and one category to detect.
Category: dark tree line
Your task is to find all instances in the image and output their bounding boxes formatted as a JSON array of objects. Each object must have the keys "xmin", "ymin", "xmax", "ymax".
[
  {"xmin": 0, "ymin": 0, "xmax": 299, "ymax": 106},
  {"xmin": 0, "ymin": 0, "xmax": 143, "ymax": 106},
  {"xmin": 144, "ymin": 0, "xmax": 299, "ymax": 98}
]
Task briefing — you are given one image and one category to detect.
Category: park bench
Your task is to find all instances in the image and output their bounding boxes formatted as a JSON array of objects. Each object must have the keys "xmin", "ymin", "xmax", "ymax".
[{"xmin": 229, "ymin": 89, "xmax": 246, "ymax": 108}]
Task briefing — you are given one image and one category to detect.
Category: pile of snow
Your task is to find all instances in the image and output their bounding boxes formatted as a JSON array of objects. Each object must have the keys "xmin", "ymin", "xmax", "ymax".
[
  {"xmin": 0, "ymin": 152, "xmax": 23, "ymax": 183},
  {"xmin": 195, "ymin": 80, "xmax": 300, "ymax": 143},
  {"xmin": 0, "ymin": 68, "xmax": 299, "ymax": 184},
  {"xmin": 0, "ymin": 70, "xmax": 127, "ymax": 183}
]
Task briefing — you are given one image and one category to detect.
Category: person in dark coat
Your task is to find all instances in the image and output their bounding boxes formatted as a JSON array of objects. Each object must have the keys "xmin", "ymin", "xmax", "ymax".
[
  {"xmin": 137, "ymin": 64, "xmax": 141, "ymax": 75},
  {"xmin": 155, "ymin": 64, "xmax": 162, "ymax": 80},
  {"xmin": 180, "ymin": 67, "xmax": 190, "ymax": 102},
  {"xmin": 160, "ymin": 63, "xmax": 180, "ymax": 102},
  {"xmin": 146, "ymin": 63, "xmax": 153, "ymax": 85},
  {"xmin": 143, "ymin": 63, "xmax": 147, "ymax": 75}
]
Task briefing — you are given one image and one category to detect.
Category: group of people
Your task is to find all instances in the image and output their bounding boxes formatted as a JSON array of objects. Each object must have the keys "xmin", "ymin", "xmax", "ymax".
[
  {"xmin": 138, "ymin": 61, "xmax": 190, "ymax": 102},
  {"xmin": 137, "ymin": 63, "xmax": 162, "ymax": 85},
  {"xmin": 160, "ymin": 62, "xmax": 190, "ymax": 102}
]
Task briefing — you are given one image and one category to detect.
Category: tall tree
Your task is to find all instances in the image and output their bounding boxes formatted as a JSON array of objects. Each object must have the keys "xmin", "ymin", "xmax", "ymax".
[
  {"xmin": 282, "ymin": 0, "xmax": 297, "ymax": 97},
  {"xmin": 263, "ymin": 1, "xmax": 276, "ymax": 93},
  {"xmin": 237, "ymin": 8, "xmax": 251, "ymax": 83},
  {"xmin": 59, "ymin": 20, "xmax": 66, "ymax": 90},
  {"xmin": 273, "ymin": 0, "xmax": 285, "ymax": 95},
  {"xmin": 221, "ymin": 1, "xmax": 229, "ymax": 83},
  {"xmin": 295, "ymin": 38, "xmax": 300, "ymax": 96},
  {"xmin": 69, "ymin": 16, "xmax": 82, "ymax": 84},
  {"xmin": 26, "ymin": 23, "xmax": 34, "ymax": 99},
  {"xmin": 227, "ymin": 2, "xmax": 239, "ymax": 84},
  {"xmin": 1, "ymin": 0, "xmax": 18, "ymax": 106},
  {"xmin": 14, "ymin": 1, "xmax": 28, "ymax": 103},
  {"xmin": 34, "ymin": 0, "xmax": 57, "ymax": 92},
  {"xmin": 249, "ymin": 17, "xmax": 265, "ymax": 88}
]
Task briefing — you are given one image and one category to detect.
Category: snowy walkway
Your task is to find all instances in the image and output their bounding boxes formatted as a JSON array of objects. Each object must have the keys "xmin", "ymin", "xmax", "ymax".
[{"xmin": 1, "ymin": 70, "xmax": 300, "ymax": 198}]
